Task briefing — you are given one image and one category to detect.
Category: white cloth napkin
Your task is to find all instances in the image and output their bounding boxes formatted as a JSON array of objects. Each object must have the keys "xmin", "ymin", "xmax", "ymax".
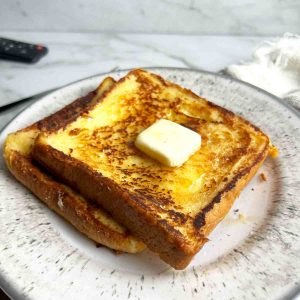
[{"xmin": 225, "ymin": 33, "xmax": 300, "ymax": 110}]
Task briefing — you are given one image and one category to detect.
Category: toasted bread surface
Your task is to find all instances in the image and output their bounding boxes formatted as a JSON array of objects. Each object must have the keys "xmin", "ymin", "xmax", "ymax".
[
  {"xmin": 3, "ymin": 77, "xmax": 145, "ymax": 253},
  {"xmin": 33, "ymin": 69, "xmax": 270, "ymax": 269}
]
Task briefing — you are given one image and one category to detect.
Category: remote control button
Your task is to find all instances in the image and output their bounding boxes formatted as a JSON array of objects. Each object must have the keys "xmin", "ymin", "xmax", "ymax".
[{"xmin": 36, "ymin": 45, "xmax": 44, "ymax": 51}]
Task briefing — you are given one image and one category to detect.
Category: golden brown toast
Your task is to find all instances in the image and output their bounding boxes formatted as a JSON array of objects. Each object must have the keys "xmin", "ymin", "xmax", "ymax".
[
  {"xmin": 3, "ymin": 76, "xmax": 145, "ymax": 253},
  {"xmin": 32, "ymin": 69, "xmax": 271, "ymax": 269}
]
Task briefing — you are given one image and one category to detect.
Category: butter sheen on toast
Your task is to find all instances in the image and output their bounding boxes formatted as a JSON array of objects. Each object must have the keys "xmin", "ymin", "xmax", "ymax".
[
  {"xmin": 33, "ymin": 69, "xmax": 271, "ymax": 269},
  {"xmin": 3, "ymin": 76, "xmax": 145, "ymax": 253}
]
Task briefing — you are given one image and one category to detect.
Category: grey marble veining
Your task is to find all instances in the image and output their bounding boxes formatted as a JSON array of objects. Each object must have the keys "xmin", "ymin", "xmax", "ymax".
[
  {"xmin": 0, "ymin": 31, "xmax": 267, "ymax": 111},
  {"xmin": 0, "ymin": 0, "xmax": 299, "ymax": 35}
]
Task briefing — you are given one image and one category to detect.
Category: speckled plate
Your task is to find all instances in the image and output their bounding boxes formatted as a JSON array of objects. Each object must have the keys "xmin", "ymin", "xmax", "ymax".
[{"xmin": 0, "ymin": 68, "xmax": 299, "ymax": 300}]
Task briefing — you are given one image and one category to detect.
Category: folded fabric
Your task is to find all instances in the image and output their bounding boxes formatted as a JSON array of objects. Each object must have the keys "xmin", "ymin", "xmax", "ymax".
[{"xmin": 225, "ymin": 33, "xmax": 300, "ymax": 110}]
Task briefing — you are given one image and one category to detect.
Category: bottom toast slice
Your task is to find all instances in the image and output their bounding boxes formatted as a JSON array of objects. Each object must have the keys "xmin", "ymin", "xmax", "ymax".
[
  {"xmin": 3, "ymin": 77, "xmax": 145, "ymax": 253},
  {"xmin": 32, "ymin": 69, "xmax": 271, "ymax": 269}
]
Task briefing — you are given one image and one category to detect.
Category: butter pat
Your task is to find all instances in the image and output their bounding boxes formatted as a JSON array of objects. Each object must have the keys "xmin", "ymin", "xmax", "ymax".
[{"xmin": 135, "ymin": 119, "xmax": 201, "ymax": 167}]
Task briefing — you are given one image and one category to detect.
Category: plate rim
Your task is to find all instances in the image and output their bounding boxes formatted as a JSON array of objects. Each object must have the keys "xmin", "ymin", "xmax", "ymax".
[{"xmin": 0, "ymin": 67, "xmax": 299, "ymax": 300}]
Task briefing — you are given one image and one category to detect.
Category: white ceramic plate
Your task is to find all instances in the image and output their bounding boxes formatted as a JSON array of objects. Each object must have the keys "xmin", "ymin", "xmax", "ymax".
[{"xmin": 0, "ymin": 68, "xmax": 299, "ymax": 300}]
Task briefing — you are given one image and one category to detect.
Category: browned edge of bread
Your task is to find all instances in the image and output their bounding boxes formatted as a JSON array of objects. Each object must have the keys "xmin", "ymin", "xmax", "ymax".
[
  {"xmin": 32, "ymin": 141, "xmax": 269, "ymax": 269},
  {"xmin": 3, "ymin": 77, "xmax": 145, "ymax": 253},
  {"xmin": 32, "ymin": 69, "xmax": 271, "ymax": 269},
  {"xmin": 199, "ymin": 144, "xmax": 269, "ymax": 238}
]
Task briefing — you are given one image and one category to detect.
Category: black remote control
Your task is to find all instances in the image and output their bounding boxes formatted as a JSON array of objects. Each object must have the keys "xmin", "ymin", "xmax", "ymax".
[{"xmin": 0, "ymin": 37, "xmax": 48, "ymax": 63}]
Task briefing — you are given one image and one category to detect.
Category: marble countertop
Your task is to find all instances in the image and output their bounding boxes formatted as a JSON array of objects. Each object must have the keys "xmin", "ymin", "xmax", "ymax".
[
  {"xmin": 2, "ymin": 0, "xmax": 299, "ymax": 35},
  {"xmin": 0, "ymin": 32, "xmax": 299, "ymax": 300},
  {"xmin": 0, "ymin": 32, "xmax": 268, "ymax": 130}
]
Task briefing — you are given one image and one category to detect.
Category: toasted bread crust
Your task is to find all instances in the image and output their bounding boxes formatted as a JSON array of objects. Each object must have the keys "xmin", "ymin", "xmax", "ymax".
[
  {"xmin": 32, "ymin": 69, "xmax": 271, "ymax": 269},
  {"xmin": 32, "ymin": 143, "xmax": 200, "ymax": 268},
  {"xmin": 5, "ymin": 150, "xmax": 144, "ymax": 252},
  {"xmin": 32, "ymin": 139, "xmax": 269, "ymax": 269},
  {"xmin": 194, "ymin": 142, "xmax": 270, "ymax": 231},
  {"xmin": 36, "ymin": 77, "xmax": 115, "ymax": 132},
  {"xmin": 199, "ymin": 143, "xmax": 269, "ymax": 237},
  {"xmin": 3, "ymin": 77, "xmax": 145, "ymax": 253}
]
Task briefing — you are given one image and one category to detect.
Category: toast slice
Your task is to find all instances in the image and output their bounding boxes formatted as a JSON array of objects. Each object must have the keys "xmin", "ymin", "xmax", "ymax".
[
  {"xmin": 33, "ymin": 69, "xmax": 271, "ymax": 269},
  {"xmin": 3, "ymin": 76, "xmax": 145, "ymax": 253}
]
